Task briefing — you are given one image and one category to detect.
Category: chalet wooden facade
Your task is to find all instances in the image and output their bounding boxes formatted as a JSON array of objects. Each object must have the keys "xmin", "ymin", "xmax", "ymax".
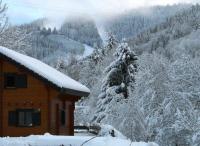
[{"xmin": 0, "ymin": 46, "xmax": 90, "ymax": 137}]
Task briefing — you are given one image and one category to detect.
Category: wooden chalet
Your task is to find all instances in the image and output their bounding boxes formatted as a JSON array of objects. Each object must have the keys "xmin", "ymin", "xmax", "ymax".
[{"xmin": 0, "ymin": 46, "xmax": 90, "ymax": 136}]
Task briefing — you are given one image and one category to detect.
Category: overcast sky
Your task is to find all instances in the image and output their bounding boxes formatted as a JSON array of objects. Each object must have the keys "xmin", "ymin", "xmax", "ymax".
[{"xmin": 4, "ymin": 0, "xmax": 200, "ymax": 25}]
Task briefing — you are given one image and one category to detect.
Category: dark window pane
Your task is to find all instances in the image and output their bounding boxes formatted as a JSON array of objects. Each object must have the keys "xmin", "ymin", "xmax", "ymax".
[
  {"xmin": 17, "ymin": 109, "xmax": 41, "ymax": 127},
  {"xmin": 16, "ymin": 75, "xmax": 27, "ymax": 88},
  {"xmin": 5, "ymin": 74, "xmax": 16, "ymax": 88},
  {"xmin": 32, "ymin": 110, "xmax": 41, "ymax": 126},
  {"xmin": 17, "ymin": 109, "xmax": 33, "ymax": 127},
  {"xmin": 18, "ymin": 111, "xmax": 25, "ymax": 126},
  {"xmin": 25, "ymin": 111, "xmax": 33, "ymax": 126},
  {"xmin": 61, "ymin": 110, "xmax": 65, "ymax": 126},
  {"xmin": 8, "ymin": 111, "xmax": 17, "ymax": 126}
]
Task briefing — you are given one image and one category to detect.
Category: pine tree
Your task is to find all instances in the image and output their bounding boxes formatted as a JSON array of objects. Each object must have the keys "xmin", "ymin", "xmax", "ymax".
[
  {"xmin": 93, "ymin": 40, "xmax": 137, "ymax": 123},
  {"xmin": 56, "ymin": 58, "xmax": 65, "ymax": 70},
  {"xmin": 103, "ymin": 40, "xmax": 137, "ymax": 98},
  {"xmin": 104, "ymin": 33, "xmax": 118, "ymax": 55},
  {"xmin": 90, "ymin": 48, "xmax": 103, "ymax": 64},
  {"xmin": 40, "ymin": 27, "xmax": 47, "ymax": 36},
  {"xmin": 52, "ymin": 27, "xmax": 58, "ymax": 34},
  {"xmin": 47, "ymin": 27, "xmax": 51, "ymax": 35}
]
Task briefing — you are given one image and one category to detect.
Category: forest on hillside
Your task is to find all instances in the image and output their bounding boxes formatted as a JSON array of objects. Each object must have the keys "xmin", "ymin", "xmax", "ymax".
[{"xmin": 1, "ymin": 1, "xmax": 200, "ymax": 146}]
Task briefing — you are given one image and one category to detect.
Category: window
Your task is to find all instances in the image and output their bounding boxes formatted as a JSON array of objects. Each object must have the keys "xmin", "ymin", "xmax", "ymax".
[
  {"xmin": 18, "ymin": 110, "xmax": 33, "ymax": 127},
  {"xmin": 61, "ymin": 109, "xmax": 66, "ymax": 126},
  {"xmin": 8, "ymin": 109, "xmax": 41, "ymax": 127},
  {"xmin": 16, "ymin": 75, "xmax": 27, "ymax": 88},
  {"xmin": 4, "ymin": 74, "xmax": 16, "ymax": 88},
  {"xmin": 8, "ymin": 111, "xmax": 17, "ymax": 126},
  {"xmin": 4, "ymin": 73, "xmax": 27, "ymax": 88}
]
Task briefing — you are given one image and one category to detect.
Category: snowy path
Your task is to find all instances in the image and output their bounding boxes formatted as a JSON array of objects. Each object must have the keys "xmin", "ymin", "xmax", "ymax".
[{"xmin": 0, "ymin": 135, "xmax": 158, "ymax": 146}]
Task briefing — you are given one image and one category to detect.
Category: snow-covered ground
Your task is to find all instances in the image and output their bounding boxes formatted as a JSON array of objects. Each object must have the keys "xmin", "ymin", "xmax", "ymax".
[
  {"xmin": 95, "ymin": 21, "xmax": 107, "ymax": 45},
  {"xmin": 83, "ymin": 44, "xmax": 94, "ymax": 58},
  {"xmin": 0, "ymin": 135, "xmax": 158, "ymax": 146}
]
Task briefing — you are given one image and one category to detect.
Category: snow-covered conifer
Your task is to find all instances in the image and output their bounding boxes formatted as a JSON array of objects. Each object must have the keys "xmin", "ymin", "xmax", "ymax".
[
  {"xmin": 90, "ymin": 48, "xmax": 103, "ymax": 64},
  {"xmin": 105, "ymin": 33, "xmax": 118, "ymax": 52},
  {"xmin": 93, "ymin": 40, "xmax": 137, "ymax": 123}
]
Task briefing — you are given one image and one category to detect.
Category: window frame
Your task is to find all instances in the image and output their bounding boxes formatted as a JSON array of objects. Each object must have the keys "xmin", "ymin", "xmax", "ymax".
[
  {"xmin": 17, "ymin": 109, "xmax": 34, "ymax": 127},
  {"xmin": 4, "ymin": 73, "xmax": 28, "ymax": 89},
  {"xmin": 4, "ymin": 73, "xmax": 16, "ymax": 89},
  {"xmin": 16, "ymin": 74, "xmax": 27, "ymax": 88},
  {"xmin": 8, "ymin": 109, "xmax": 41, "ymax": 127}
]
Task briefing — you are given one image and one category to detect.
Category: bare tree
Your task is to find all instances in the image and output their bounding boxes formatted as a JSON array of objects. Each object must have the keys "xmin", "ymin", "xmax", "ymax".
[{"xmin": 0, "ymin": 0, "xmax": 8, "ymax": 35}]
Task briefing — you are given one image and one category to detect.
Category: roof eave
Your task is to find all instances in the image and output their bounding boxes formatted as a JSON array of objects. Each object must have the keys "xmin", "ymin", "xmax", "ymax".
[{"xmin": 61, "ymin": 87, "xmax": 90, "ymax": 97}]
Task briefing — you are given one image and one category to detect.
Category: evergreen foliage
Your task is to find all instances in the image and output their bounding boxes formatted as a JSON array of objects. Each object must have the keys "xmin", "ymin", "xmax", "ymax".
[{"xmin": 93, "ymin": 40, "xmax": 137, "ymax": 123}]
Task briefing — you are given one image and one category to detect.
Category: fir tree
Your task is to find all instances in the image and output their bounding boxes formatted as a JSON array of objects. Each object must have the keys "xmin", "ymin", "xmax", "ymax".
[
  {"xmin": 102, "ymin": 40, "xmax": 137, "ymax": 98},
  {"xmin": 52, "ymin": 27, "xmax": 58, "ymax": 34},
  {"xmin": 103, "ymin": 33, "xmax": 118, "ymax": 55},
  {"xmin": 56, "ymin": 58, "xmax": 65, "ymax": 70},
  {"xmin": 90, "ymin": 48, "xmax": 103, "ymax": 64},
  {"xmin": 93, "ymin": 40, "xmax": 137, "ymax": 123},
  {"xmin": 47, "ymin": 27, "xmax": 51, "ymax": 35}
]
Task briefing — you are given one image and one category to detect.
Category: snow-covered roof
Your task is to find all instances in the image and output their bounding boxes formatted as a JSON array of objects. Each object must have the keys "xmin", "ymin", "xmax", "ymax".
[{"xmin": 0, "ymin": 46, "xmax": 90, "ymax": 96}]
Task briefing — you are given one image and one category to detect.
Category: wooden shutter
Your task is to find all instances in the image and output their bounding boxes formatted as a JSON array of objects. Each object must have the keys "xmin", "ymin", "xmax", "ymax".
[
  {"xmin": 16, "ymin": 75, "xmax": 27, "ymax": 88},
  {"xmin": 32, "ymin": 110, "xmax": 41, "ymax": 126},
  {"xmin": 8, "ymin": 111, "xmax": 17, "ymax": 126}
]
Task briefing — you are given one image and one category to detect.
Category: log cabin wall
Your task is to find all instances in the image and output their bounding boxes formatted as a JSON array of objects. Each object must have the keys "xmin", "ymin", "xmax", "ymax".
[
  {"xmin": 50, "ymin": 95, "xmax": 75, "ymax": 135},
  {"xmin": 0, "ymin": 58, "xmax": 78, "ymax": 136},
  {"xmin": 58, "ymin": 94, "xmax": 78, "ymax": 135},
  {"xmin": 2, "ymin": 59, "xmax": 51, "ymax": 136},
  {"xmin": 59, "ymin": 100, "xmax": 75, "ymax": 135}
]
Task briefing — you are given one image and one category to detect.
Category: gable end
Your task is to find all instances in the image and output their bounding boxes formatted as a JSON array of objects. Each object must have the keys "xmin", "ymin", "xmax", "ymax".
[{"xmin": 0, "ymin": 53, "xmax": 89, "ymax": 97}]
